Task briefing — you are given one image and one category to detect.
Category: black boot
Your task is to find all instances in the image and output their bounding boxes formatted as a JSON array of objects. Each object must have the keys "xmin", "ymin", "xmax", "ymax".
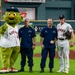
[
  {"xmin": 50, "ymin": 68, "xmax": 53, "ymax": 73},
  {"xmin": 40, "ymin": 68, "xmax": 44, "ymax": 73},
  {"xmin": 18, "ymin": 67, "xmax": 24, "ymax": 72},
  {"xmin": 29, "ymin": 67, "xmax": 33, "ymax": 72}
]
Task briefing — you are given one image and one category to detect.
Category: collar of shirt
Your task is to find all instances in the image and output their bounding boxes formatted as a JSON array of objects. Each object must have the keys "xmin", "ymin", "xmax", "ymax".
[{"xmin": 23, "ymin": 26, "xmax": 30, "ymax": 29}]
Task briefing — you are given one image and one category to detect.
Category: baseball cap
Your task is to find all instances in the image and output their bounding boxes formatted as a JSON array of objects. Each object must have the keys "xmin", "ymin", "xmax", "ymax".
[
  {"xmin": 59, "ymin": 14, "xmax": 65, "ymax": 19},
  {"xmin": 6, "ymin": 7, "xmax": 19, "ymax": 12}
]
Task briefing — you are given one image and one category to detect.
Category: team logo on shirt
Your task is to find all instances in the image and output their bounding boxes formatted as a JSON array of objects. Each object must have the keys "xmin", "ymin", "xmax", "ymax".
[
  {"xmin": 53, "ymin": 31, "xmax": 56, "ymax": 33},
  {"xmin": 29, "ymin": 35, "xmax": 31, "ymax": 36},
  {"xmin": 57, "ymin": 29, "xmax": 65, "ymax": 32},
  {"xmin": 70, "ymin": 28, "xmax": 73, "ymax": 30},
  {"xmin": 45, "ymin": 30, "xmax": 47, "ymax": 33},
  {"xmin": 28, "ymin": 30, "xmax": 32, "ymax": 32},
  {"xmin": 9, "ymin": 31, "xmax": 18, "ymax": 35}
]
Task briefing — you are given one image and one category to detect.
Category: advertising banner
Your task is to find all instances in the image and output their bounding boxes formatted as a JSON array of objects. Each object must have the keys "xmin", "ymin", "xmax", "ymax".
[{"xmin": 18, "ymin": 8, "xmax": 35, "ymax": 20}]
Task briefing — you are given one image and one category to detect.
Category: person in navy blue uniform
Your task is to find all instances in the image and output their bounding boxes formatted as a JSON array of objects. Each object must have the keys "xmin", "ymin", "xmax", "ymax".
[
  {"xmin": 18, "ymin": 18, "xmax": 36, "ymax": 72},
  {"xmin": 40, "ymin": 18, "xmax": 57, "ymax": 73}
]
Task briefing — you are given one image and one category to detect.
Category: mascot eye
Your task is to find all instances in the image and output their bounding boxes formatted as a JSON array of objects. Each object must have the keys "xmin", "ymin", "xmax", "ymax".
[
  {"xmin": 8, "ymin": 13, "xmax": 11, "ymax": 15},
  {"xmin": 13, "ymin": 13, "xmax": 16, "ymax": 16}
]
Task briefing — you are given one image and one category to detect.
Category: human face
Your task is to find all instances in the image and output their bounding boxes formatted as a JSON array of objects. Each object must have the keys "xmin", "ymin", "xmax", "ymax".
[
  {"xmin": 47, "ymin": 19, "xmax": 53, "ymax": 28},
  {"xmin": 24, "ymin": 19, "xmax": 30, "ymax": 27},
  {"xmin": 59, "ymin": 18, "xmax": 65, "ymax": 25}
]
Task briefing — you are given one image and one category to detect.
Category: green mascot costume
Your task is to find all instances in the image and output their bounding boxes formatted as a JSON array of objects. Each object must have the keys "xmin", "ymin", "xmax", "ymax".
[{"xmin": 0, "ymin": 7, "xmax": 23, "ymax": 73}]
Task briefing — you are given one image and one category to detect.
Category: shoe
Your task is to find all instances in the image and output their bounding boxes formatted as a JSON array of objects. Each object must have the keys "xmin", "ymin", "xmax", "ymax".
[
  {"xmin": 0, "ymin": 68, "xmax": 9, "ymax": 73},
  {"xmin": 40, "ymin": 68, "xmax": 44, "ymax": 73},
  {"xmin": 50, "ymin": 68, "xmax": 53, "ymax": 73},
  {"xmin": 57, "ymin": 69, "xmax": 64, "ymax": 73},
  {"xmin": 18, "ymin": 67, "xmax": 24, "ymax": 72},
  {"xmin": 18, "ymin": 69, "xmax": 24, "ymax": 72},
  {"xmin": 10, "ymin": 67, "xmax": 18, "ymax": 72},
  {"xmin": 29, "ymin": 67, "xmax": 33, "ymax": 72},
  {"xmin": 64, "ymin": 70, "xmax": 69, "ymax": 73}
]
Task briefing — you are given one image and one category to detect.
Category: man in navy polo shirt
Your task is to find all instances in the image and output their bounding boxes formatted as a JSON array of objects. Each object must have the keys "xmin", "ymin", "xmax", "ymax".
[
  {"xmin": 18, "ymin": 18, "xmax": 36, "ymax": 72},
  {"xmin": 40, "ymin": 18, "xmax": 57, "ymax": 73}
]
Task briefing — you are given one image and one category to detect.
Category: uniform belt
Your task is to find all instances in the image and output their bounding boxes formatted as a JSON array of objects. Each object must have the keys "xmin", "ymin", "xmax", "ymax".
[{"xmin": 58, "ymin": 38, "xmax": 67, "ymax": 40}]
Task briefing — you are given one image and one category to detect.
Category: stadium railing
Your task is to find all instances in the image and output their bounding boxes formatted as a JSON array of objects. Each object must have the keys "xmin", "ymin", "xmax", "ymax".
[{"xmin": 0, "ymin": 20, "xmax": 75, "ymax": 33}]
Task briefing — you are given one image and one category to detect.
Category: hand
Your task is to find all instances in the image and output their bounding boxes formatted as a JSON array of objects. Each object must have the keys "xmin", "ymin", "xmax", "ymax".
[
  {"xmin": 70, "ymin": 42, "xmax": 74, "ymax": 47},
  {"xmin": 32, "ymin": 45, "xmax": 35, "ymax": 50},
  {"xmin": 41, "ymin": 44, "xmax": 44, "ymax": 49},
  {"xmin": 0, "ymin": 24, "xmax": 8, "ymax": 34},
  {"xmin": 3, "ymin": 25, "xmax": 8, "ymax": 31},
  {"xmin": 50, "ymin": 40, "xmax": 55, "ymax": 44}
]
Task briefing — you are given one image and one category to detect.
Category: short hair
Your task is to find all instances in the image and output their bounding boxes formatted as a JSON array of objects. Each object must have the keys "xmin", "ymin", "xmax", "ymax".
[
  {"xmin": 24, "ymin": 18, "xmax": 30, "ymax": 22},
  {"xmin": 47, "ymin": 18, "xmax": 53, "ymax": 22}
]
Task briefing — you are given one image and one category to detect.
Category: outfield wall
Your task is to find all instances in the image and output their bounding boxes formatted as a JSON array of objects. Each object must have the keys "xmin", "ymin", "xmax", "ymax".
[{"xmin": 0, "ymin": 20, "xmax": 75, "ymax": 33}]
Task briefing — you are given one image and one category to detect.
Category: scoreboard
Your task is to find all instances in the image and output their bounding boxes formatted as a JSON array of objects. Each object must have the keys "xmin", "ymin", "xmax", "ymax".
[{"xmin": 4, "ymin": 0, "xmax": 46, "ymax": 3}]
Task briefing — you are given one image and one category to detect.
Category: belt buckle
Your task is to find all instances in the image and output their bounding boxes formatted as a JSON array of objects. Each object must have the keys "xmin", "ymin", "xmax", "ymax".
[{"xmin": 58, "ymin": 38, "xmax": 64, "ymax": 40}]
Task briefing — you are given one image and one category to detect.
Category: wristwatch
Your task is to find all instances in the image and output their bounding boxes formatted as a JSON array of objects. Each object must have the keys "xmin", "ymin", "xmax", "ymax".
[{"xmin": 33, "ymin": 44, "xmax": 36, "ymax": 46}]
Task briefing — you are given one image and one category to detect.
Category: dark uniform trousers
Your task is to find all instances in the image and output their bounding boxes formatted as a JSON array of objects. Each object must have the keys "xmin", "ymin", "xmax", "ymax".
[
  {"xmin": 20, "ymin": 47, "xmax": 33, "ymax": 68},
  {"xmin": 40, "ymin": 47, "xmax": 55, "ymax": 69}
]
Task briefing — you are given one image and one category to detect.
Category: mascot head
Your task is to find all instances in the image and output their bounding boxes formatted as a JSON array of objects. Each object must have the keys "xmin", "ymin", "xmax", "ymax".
[{"xmin": 3, "ymin": 7, "xmax": 23, "ymax": 27}]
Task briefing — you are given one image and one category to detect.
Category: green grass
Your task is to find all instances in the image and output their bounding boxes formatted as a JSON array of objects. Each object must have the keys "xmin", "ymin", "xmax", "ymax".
[
  {"xmin": 36, "ymin": 34, "xmax": 40, "ymax": 42},
  {"xmin": 70, "ymin": 46, "xmax": 75, "ymax": 50},
  {"xmin": 12, "ymin": 58, "xmax": 75, "ymax": 75},
  {"xmin": 0, "ymin": 34, "xmax": 75, "ymax": 75},
  {"xmin": 36, "ymin": 34, "xmax": 75, "ymax": 50},
  {"xmin": 36, "ymin": 33, "xmax": 75, "ymax": 42},
  {"xmin": 0, "ymin": 55, "xmax": 75, "ymax": 75},
  {"xmin": 34, "ymin": 46, "xmax": 41, "ymax": 54},
  {"xmin": 0, "ymin": 45, "xmax": 75, "ymax": 75}
]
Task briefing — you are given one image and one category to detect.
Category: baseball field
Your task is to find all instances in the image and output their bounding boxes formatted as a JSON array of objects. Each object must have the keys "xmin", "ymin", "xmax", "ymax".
[{"xmin": 0, "ymin": 34, "xmax": 75, "ymax": 75}]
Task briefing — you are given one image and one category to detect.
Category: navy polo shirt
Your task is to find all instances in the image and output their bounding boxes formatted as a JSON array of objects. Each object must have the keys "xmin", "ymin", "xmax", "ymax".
[
  {"xmin": 19, "ymin": 26, "xmax": 36, "ymax": 48},
  {"xmin": 40, "ymin": 26, "xmax": 57, "ymax": 48}
]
